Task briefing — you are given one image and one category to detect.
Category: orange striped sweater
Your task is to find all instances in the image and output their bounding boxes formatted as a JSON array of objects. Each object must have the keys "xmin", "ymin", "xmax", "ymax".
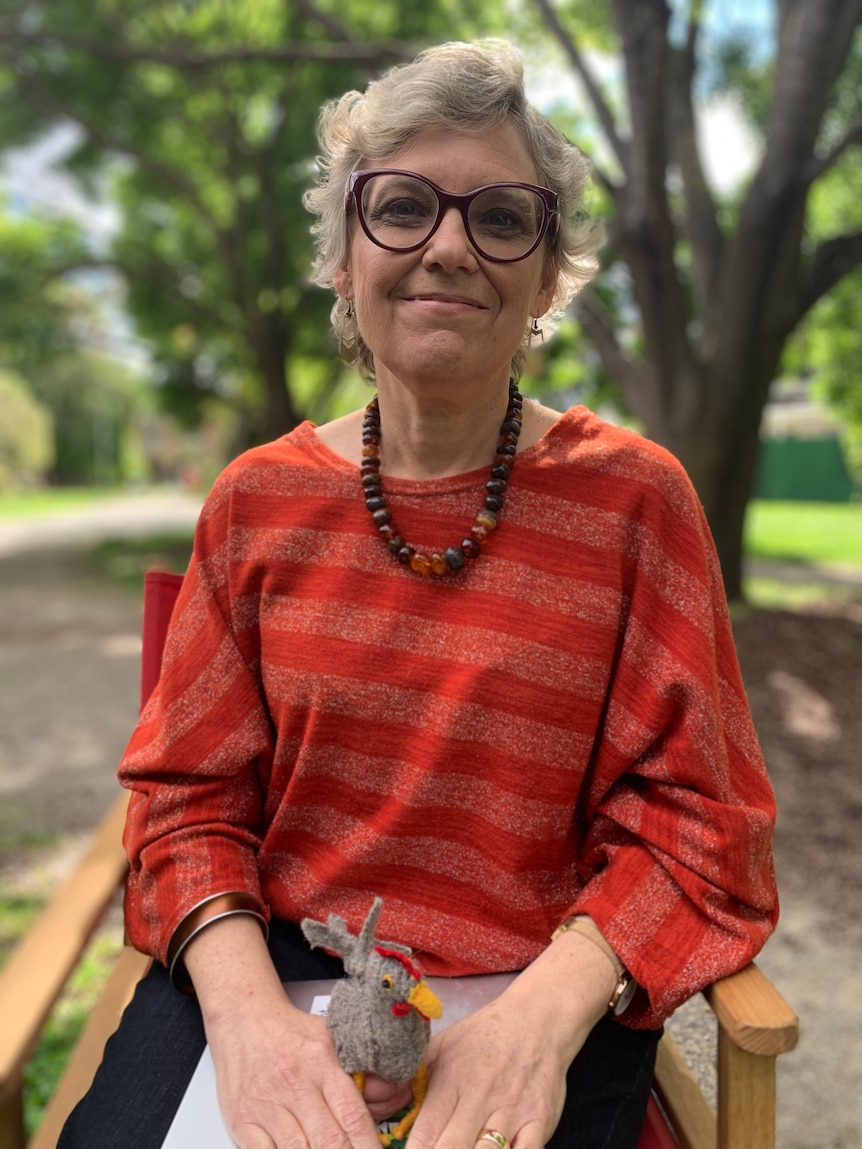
[{"xmin": 121, "ymin": 407, "xmax": 778, "ymax": 1029}]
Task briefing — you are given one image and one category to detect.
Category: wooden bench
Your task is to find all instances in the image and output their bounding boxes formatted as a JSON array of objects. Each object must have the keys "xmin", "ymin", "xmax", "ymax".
[{"xmin": 0, "ymin": 571, "xmax": 799, "ymax": 1149}]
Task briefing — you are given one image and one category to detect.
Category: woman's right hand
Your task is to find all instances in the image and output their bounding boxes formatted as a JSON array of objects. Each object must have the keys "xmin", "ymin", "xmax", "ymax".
[{"xmin": 183, "ymin": 915, "xmax": 383, "ymax": 1149}]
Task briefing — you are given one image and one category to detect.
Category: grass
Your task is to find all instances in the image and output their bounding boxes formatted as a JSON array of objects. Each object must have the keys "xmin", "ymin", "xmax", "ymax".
[
  {"xmin": 0, "ymin": 487, "xmax": 119, "ymax": 518},
  {"xmin": 85, "ymin": 532, "xmax": 194, "ymax": 585},
  {"xmin": 744, "ymin": 499, "xmax": 862, "ymax": 568}
]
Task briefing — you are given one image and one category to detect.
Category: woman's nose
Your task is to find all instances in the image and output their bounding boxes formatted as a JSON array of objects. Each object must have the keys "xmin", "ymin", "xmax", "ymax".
[{"xmin": 421, "ymin": 206, "xmax": 479, "ymax": 272}]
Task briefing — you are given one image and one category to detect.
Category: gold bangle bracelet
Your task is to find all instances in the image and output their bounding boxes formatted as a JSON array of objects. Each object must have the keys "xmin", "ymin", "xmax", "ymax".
[{"xmin": 167, "ymin": 891, "xmax": 268, "ymax": 992}]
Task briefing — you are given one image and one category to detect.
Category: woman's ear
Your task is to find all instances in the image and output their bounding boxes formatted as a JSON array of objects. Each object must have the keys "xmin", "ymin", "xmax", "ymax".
[
  {"xmin": 532, "ymin": 260, "xmax": 559, "ymax": 319},
  {"xmin": 333, "ymin": 266, "xmax": 353, "ymax": 300}
]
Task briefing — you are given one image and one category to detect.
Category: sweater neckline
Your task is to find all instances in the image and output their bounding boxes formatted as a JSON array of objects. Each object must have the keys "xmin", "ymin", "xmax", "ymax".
[{"xmin": 297, "ymin": 404, "xmax": 593, "ymax": 496}]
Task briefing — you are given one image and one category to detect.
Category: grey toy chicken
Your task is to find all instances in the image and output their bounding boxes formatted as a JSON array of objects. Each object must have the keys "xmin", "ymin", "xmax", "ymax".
[{"xmin": 301, "ymin": 897, "xmax": 443, "ymax": 1145}]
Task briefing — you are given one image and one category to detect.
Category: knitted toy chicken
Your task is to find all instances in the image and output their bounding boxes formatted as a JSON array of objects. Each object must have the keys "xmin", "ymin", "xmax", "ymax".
[{"xmin": 301, "ymin": 897, "xmax": 442, "ymax": 1145}]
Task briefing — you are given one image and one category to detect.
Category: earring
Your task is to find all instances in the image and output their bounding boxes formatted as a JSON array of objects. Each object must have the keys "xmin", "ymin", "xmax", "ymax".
[
  {"xmin": 528, "ymin": 317, "xmax": 543, "ymax": 345},
  {"xmin": 338, "ymin": 299, "xmax": 359, "ymax": 365}
]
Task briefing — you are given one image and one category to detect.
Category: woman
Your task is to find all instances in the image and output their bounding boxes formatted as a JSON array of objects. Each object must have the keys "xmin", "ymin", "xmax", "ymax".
[{"xmin": 61, "ymin": 40, "xmax": 778, "ymax": 1149}]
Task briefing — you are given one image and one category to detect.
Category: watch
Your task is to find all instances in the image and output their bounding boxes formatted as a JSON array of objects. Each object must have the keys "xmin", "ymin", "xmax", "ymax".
[{"xmin": 608, "ymin": 970, "xmax": 638, "ymax": 1016}]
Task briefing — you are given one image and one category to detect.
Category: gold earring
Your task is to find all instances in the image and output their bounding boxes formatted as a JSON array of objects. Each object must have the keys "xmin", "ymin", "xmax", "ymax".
[{"xmin": 338, "ymin": 299, "xmax": 359, "ymax": 365}]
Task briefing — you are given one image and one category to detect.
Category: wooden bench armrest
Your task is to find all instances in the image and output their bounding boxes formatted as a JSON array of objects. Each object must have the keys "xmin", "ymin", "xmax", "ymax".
[{"xmin": 0, "ymin": 793, "xmax": 132, "ymax": 1095}]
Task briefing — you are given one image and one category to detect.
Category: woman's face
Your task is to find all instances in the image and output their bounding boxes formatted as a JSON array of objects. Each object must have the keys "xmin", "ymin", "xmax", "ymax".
[{"xmin": 334, "ymin": 123, "xmax": 558, "ymax": 393}]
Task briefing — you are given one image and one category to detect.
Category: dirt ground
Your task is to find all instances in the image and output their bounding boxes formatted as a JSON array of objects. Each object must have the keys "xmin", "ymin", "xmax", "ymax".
[{"xmin": 1, "ymin": 496, "xmax": 860, "ymax": 1149}]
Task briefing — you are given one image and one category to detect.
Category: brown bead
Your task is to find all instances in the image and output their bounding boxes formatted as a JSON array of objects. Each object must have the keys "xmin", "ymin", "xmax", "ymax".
[
  {"xmin": 471, "ymin": 524, "xmax": 490, "ymax": 543},
  {"xmin": 361, "ymin": 445, "xmax": 379, "ymax": 458},
  {"xmin": 430, "ymin": 553, "xmax": 447, "ymax": 575},
  {"xmin": 387, "ymin": 535, "xmax": 405, "ymax": 554},
  {"xmin": 443, "ymin": 546, "xmax": 465, "ymax": 570},
  {"xmin": 378, "ymin": 524, "xmax": 396, "ymax": 541},
  {"xmin": 409, "ymin": 552, "xmax": 432, "ymax": 575},
  {"xmin": 372, "ymin": 508, "xmax": 391, "ymax": 525},
  {"xmin": 361, "ymin": 459, "xmax": 381, "ymax": 474},
  {"xmin": 476, "ymin": 511, "xmax": 498, "ymax": 530},
  {"xmin": 490, "ymin": 464, "xmax": 510, "ymax": 480},
  {"xmin": 486, "ymin": 478, "xmax": 507, "ymax": 494},
  {"xmin": 501, "ymin": 419, "xmax": 522, "ymax": 436},
  {"xmin": 397, "ymin": 545, "xmax": 415, "ymax": 565},
  {"xmin": 484, "ymin": 494, "xmax": 503, "ymax": 512},
  {"xmin": 461, "ymin": 538, "xmax": 481, "ymax": 558},
  {"xmin": 365, "ymin": 496, "xmax": 387, "ymax": 513}
]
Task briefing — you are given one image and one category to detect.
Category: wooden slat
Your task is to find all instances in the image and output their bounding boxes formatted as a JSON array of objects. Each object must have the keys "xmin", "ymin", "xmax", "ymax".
[
  {"xmin": 716, "ymin": 1027, "xmax": 777, "ymax": 1149},
  {"xmin": 653, "ymin": 1032, "xmax": 716, "ymax": 1149},
  {"xmin": 0, "ymin": 794, "xmax": 131, "ymax": 1088},
  {"xmin": 30, "ymin": 947, "xmax": 151, "ymax": 1149},
  {"xmin": 0, "ymin": 1084, "xmax": 25, "ymax": 1149},
  {"xmin": 705, "ymin": 963, "xmax": 799, "ymax": 1057}
]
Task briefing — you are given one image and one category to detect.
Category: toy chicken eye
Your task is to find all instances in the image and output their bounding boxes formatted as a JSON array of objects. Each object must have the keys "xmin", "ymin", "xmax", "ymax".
[{"xmin": 381, "ymin": 974, "xmax": 394, "ymax": 990}]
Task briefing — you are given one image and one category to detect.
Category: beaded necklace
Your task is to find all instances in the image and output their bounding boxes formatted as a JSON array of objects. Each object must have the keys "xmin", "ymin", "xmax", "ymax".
[{"xmin": 360, "ymin": 381, "xmax": 523, "ymax": 577}]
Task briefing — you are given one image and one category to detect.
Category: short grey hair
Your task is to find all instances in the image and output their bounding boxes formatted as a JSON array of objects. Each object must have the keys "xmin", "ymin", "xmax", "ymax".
[{"xmin": 303, "ymin": 39, "xmax": 601, "ymax": 380}]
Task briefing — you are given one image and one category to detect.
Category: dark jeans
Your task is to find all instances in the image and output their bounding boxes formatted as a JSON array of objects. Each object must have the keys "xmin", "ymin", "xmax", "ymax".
[{"xmin": 59, "ymin": 920, "xmax": 659, "ymax": 1149}]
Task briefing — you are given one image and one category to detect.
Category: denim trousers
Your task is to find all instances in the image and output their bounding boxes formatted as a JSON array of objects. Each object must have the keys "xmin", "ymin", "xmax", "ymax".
[{"xmin": 59, "ymin": 919, "xmax": 660, "ymax": 1149}]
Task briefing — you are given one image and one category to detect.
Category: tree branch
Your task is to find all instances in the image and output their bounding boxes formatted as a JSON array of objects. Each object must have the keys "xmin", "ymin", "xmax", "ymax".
[
  {"xmin": 0, "ymin": 27, "xmax": 416, "ymax": 69},
  {"xmin": 804, "ymin": 115, "xmax": 862, "ymax": 186},
  {"xmin": 290, "ymin": 0, "xmax": 352, "ymax": 42},
  {"xmin": 797, "ymin": 229, "xmax": 862, "ymax": 318},
  {"xmin": 530, "ymin": 0, "xmax": 629, "ymax": 174},
  {"xmin": 9, "ymin": 62, "xmax": 218, "ymax": 229},
  {"xmin": 573, "ymin": 289, "xmax": 649, "ymax": 407}
]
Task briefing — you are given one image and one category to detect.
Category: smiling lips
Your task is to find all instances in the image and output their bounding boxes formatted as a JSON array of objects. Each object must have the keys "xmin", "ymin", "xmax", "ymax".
[{"xmin": 406, "ymin": 293, "xmax": 486, "ymax": 309}]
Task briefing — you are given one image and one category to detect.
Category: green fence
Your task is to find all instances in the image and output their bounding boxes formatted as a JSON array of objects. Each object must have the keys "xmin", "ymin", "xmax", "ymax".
[{"xmin": 754, "ymin": 437, "xmax": 855, "ymax": 502}]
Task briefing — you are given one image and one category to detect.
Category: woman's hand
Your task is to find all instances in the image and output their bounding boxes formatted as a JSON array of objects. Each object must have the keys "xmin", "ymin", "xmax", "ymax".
[
  {"xmin": 405, "ymin": 929, "xmax": 618, "ymax": 1149},
  {"xmin": 184, "ymin": 915, "xmax": 383, "ymax": 1149}
]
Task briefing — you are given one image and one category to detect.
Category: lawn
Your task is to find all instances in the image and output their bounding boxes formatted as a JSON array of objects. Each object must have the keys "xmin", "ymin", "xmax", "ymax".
[
  {"xmin": 744, "ymin": 499, "xmax": 862, "ymax": 568},
  {"xmin": 0, "ymin": 487, "xmax": 119, "ymax": 518}
]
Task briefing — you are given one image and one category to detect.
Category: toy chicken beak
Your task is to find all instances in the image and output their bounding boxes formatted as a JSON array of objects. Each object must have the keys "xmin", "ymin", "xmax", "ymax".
[{"xmin": 407, "ymin": 980, "xmax": 443, "ymax": 1021}]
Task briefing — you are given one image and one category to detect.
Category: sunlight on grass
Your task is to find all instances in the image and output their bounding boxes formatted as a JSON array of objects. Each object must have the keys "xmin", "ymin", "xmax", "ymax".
[
  {"xmin": 742, "ymin": 576, "xmax": 861, "ymax": 612},
  {"xmin": 0, "ymin": 488, "xmax": 119, "ymax": 518},
  {"xmin": 744, "ymin": 500, "xmax": 862, "ymax": 568}
]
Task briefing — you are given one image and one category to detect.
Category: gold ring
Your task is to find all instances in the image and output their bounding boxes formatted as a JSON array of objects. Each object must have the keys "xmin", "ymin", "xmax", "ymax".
[{"xmin": 478, "ymin": 1131, "xmax": 510, "ymax": 1149}]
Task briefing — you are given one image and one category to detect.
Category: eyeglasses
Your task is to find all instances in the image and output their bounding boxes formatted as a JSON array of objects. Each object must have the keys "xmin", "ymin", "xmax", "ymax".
[{"xmin": 346, "ymin": 169, "xmax": 560, "ymax": 264}]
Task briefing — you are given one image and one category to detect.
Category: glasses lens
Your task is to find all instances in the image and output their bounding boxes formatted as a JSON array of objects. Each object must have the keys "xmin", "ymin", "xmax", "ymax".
[
  {"xmin": 468, "ymin": 186, "xmax": 546, "ymax": 260},
  {"xmin": 360, "ymin": 173, "xmax": 438, "ymax": 249}
]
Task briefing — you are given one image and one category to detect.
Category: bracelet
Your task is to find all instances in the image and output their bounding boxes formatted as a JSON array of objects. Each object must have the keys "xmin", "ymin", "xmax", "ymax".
[
  {"xmin": 167, "ymin": 891, "xmax": 269, "ymax": 992},
  {"xmin": 550, "ymin": 915, "xmax": 624, "ymax": 976}
]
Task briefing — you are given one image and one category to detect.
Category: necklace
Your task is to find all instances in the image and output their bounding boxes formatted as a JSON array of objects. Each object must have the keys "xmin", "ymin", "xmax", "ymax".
[{"xmin": 360, "ymin": 381, "xmax": 523, "ymax": 577}]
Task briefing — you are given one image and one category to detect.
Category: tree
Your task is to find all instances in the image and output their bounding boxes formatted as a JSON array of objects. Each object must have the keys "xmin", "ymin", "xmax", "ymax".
[
  {"xmin": 0, "ymin": 0, "xmax": 485, "ymax": 445},
  {"xmin": 527, "ymin": 0, "xmax": 862, "ymax": 598},
  {"xmin": 0, "ymin": 368, "xmax": 54, "ymax": 490}
]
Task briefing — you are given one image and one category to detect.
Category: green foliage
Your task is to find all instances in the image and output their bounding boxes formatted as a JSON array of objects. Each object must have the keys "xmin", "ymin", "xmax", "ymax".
[
  {"xmin": 0, "ymin": 207, "xmax": 87, "ymax": 375},
  {"xmin": 0, "ymin": 368, "xmax": 55, "ymax": 490},
  {"xmin": 28, "ymin": 352, "xmax": 152, "ymax": 485}
]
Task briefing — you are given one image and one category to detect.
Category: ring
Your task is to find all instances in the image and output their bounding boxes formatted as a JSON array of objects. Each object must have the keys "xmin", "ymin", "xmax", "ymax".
[{"xmin": 478, "ymin": 1131, "xmax": 510, "ymax": 1149}]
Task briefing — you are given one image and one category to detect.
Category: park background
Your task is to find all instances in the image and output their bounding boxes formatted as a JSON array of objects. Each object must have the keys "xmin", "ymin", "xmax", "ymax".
[{"xmin": 1, "ymin": 1, "xmax": 861, "ymax": 1147}]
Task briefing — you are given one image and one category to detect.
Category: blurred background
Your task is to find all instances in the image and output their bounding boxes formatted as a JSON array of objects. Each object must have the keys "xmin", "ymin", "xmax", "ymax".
[{"xmin": 0, "ymin": 1, "xmax": 860, "ymax": 1147}]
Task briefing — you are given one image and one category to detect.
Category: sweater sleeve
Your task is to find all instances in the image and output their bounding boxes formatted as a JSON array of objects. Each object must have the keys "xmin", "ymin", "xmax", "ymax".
[
  {"xmin": 121, "ymin": 471, "xmax": 275, "ymax": 965},
  {"xmin": 565, "ymin": 451, "xmax": 778, "ymax": 1029}
]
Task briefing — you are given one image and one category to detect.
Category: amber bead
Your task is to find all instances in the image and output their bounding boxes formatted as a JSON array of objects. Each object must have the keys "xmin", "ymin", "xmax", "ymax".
[
  {"xmin": 476, "ymin": 511, "xmax": 498, "ymax": 530},
  {"xmin": 409, "ymin": 552, "xmax": 432, "ymax": 576},
  {"xmin": 361, "ymin": 445, "xmax": 379, "ymax": 458},
  {"xmin": 460, "ymin": 537, "xmax": 481, "ymax": 558},
  {"xmin": 430, "ymin": 553, "xmax": 447, "ymax": 575},
  {"xmin": 378, "ymin": 524, "xmax": 396, "ymax": 540},
  {"xmin": 471, "ymin": 524, "xmax": 490, "ymax": 543},
  {"xmin": 443, "ymin": 546, "xmax": 465, "ymax": 570},
  {"xmin": 499, "ymin": 431, "xmax": 519, "ymax": 447}
]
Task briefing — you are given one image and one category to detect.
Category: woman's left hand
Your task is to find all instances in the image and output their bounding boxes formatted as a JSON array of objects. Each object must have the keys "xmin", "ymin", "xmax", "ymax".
[{"xmin": 404, "ymin": 928, "xmax": 618, "ymax": 1149}]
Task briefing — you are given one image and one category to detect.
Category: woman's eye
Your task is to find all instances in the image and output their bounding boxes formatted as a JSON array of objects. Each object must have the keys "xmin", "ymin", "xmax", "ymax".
[
  {"xmin": 371, "ymin": 197, "xmax": 428, "ymax": 226},
  {"xmin": 381, "ymin": 974, "xmax": 394, "ymax": 990}
]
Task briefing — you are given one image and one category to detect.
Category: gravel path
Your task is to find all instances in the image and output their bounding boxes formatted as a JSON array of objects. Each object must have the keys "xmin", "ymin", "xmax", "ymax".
[{"xmin": 1, "ymin": 492, "xmax": 860, "ymax": 1148}]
